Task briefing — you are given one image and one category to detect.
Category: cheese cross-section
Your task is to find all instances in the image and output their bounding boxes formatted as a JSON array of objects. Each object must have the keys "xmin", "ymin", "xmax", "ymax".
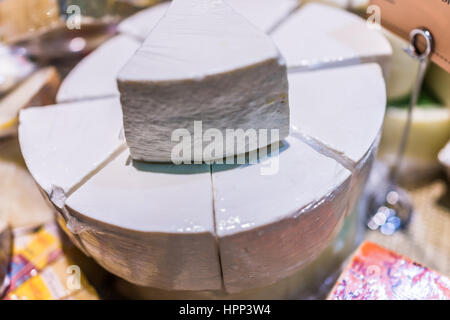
[
  {"xmin": 289, "ymin": 63, "xmax": 386, "ymax": 166},
  {"xmin": 56, "ymin": 35, "xmax": 140, "ymax": 103},
  {"xmin": 272, "ymin": 3, "xmax": 391, "ymax": 74},
  {"xmin": 18, "ymin": 97, "xmax": 125, "ymax": 208},
  {"xmin": 117, "ymin": 0, "xmax": 289, "ymax": 162},
  {"xmin": 65, "ymin": 149, "xmax": 221, "ymax": 290}
]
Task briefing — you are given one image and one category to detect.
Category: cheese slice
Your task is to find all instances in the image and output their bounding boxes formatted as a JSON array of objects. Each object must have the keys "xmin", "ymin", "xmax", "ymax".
[
  {"xmin": 289, "ymin": 63, "xmax": 386, "ymax": 166},
  {"xmin": 65, "ymin": 149, "xmax": 221, "ymax": 290},
  {"xmin": 118, "ymin": 0, "xmax": 289, "ymax": 162},
  {"xmin": 56, "ymin": 35, "xmax": 140, "ymax": 103},
  {"xmin": 18, "ymin": 98, "xmax": 125, "ymax": 208},
  {"xmin": 118, "ymin": 0, "xmax": 299, "ymax": 41},
  {"xmin": 0, "ymin": 67, "xmax": 60, "ymax": 137},
  {"xmin": 272, "ymin": 3, "xmax": 391, "ymax": 74},
  {"xmin": 212, "ymin": 137, "xmax": 351, "ymax": 293}
]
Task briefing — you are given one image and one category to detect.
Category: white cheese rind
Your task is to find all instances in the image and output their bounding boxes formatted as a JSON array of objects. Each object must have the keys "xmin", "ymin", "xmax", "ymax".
[
  {"xmin": 118, "ymin": 0, "xmax": 289, "ymax": 162},
  {"xmin": 272, "ymin": 3, "xmax": 391, "ymax": 74},
  {"xmin": 118, "ymin": 0, "xmax": 299, "ymax": 41},
  {"xmin": 18, "ymin": 97, "xmax": 125, "ymax": 207},
  {"xmin": 56, "ymin": 35, "xmax": 140, "ymax": 103},
  {"xmin": 289, "ymin": 63, "xmax": 386, "ymax": 164},
  {"xmin": 212, "ymin": 137, "xmax": 352, "ymax": 292},
  {"xmin": 65, "ymin": 149, "xmax": 222, "ymax": 290}
]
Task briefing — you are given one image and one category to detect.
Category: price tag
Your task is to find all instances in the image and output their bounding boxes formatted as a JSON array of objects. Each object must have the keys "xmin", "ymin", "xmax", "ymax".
[{"xmin": 369, "ymin": 0, "xmax": 450, "ymax": 73}]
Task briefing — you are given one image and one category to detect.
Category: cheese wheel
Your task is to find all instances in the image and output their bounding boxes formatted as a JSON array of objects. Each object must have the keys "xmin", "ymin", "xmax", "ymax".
[
  {"xmin": 272, "ymin": 4, "xmax": 391, "ymax": 74},
  {"xmin": 20, "ymin": 1, "xmax": 389, "ymax": 295},
  {"xmin": 19, "ymin": 63, "xmax": 385, "ymax": 292}
]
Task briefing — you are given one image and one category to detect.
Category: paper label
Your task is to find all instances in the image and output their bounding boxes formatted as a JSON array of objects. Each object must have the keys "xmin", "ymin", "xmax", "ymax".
[{"xmin": 370, "ymin": 0, "xmax": 450, "ymax": 73}]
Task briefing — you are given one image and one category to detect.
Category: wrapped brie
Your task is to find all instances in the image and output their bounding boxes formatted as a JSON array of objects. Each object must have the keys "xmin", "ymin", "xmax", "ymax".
[{"xmin": 19, "ymin": 2, "xmax": 389, "ymax": 295}]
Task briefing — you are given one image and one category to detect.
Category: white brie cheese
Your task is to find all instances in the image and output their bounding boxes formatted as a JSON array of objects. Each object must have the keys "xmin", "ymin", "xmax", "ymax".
[
  {"xmin": 18, "ymin": 98, "xmax": 125, "ymax": 208},
  {"xmin": 20, "ymin": 1, "xmax": 390, "ymax": 296},
  {"xmin": 272, "ymin": 3, "xmax": 391, "ymax": 74},
  {"xmin": 56, "ymin": 35, "xmax": 140, "ymax": 103},
  {"xmin": 118, "ymin": 0, "xmax": 289, "ymax": 162}
]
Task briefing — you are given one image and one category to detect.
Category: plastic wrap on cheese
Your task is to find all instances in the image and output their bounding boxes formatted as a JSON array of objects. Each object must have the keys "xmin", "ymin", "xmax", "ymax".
[{"xmin": 328, "ymin": 242, "xmax": 450, "ymax": 300}]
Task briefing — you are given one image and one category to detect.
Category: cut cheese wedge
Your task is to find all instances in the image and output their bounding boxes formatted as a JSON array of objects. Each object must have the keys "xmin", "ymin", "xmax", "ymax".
[
  {"xmin": 212, "ymin": 137, "xmax": 351, "ymax": 293},
  {"xmin": 18, "ymin": 98, "xmax": 125, "ymax": 208},
  {"xmin": 118, "ymin": 0, "xmax": 289, "ymax": 162},
  {"xmin": 0, "ymin": 67, "xmax": 60, "ymax": 137},
  {"xmin": 118, "ymin": 0, "xmax": 299, "ymax": 41},
  {"xmin": 56, "ymin": 35, "xmax": 140, "ymax": 103},
  {"xmin": 272, "ymin": 3, "xmax": 391, "ymax": 74},
  {"xmin": 65, "ymin": 149, "xmax": 221, "ymax": 290},
  {"xmin": 289, "ymin": 63, "xmax": 386, "ymax": 166}
]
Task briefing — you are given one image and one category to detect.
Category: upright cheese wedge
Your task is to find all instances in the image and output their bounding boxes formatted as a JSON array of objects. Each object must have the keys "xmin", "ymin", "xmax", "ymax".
[
  {"xmin": 19, "ymin": 98, "xmax": 125, "ymax": 208},
  {"xmin": 65, "ymin": 150, "xmax": 221, "ymax": 290},
  {"xmin": 118, "ymin": 0, "xmax": 299, "ymax": 41},
  {"xmin": 272, "ymin": 4, "xmax": 391, "ymax": 74},
  {"xmin": 56, "ymin": 35, "xmax": 140, "ymax": 103},
  {"xmin": 118, "ymin": 0, "xmax": 289, "ymax": 162}
]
